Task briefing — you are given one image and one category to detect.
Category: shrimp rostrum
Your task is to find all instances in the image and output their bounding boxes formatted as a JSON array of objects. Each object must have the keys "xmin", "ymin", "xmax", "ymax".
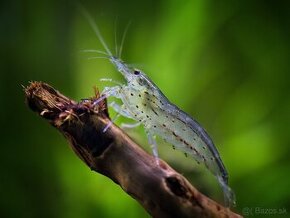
[{"xmin": 82, "ymin": 11, "xmax": 236, "ymax": 207}]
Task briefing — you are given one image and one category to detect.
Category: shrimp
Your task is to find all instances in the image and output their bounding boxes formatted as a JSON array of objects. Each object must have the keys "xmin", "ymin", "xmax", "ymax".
[{"xmin": 81, "ymin": 9, "xmax": 236, "ymax": 207}]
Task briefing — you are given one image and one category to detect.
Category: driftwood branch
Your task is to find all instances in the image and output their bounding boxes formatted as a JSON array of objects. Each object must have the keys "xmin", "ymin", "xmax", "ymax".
[{"xmin": 24, "ymin": 81, "xmax": 242, "ymax": 218}]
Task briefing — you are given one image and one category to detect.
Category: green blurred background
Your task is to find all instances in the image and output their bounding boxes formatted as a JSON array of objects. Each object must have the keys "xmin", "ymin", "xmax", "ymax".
[{"xmin": 1, "ymin": 0, "xmax": 290, "ymax": 217}]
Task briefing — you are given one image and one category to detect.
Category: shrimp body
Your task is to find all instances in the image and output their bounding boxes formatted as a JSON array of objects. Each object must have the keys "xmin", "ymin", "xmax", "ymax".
[
  {"xmin": 118, "ymin": 71, "xmax": 226, "ymax": 181},
  {"xmin": 99, "ymin": 58, "xmax": 235, "ymax": 207},
  {"xmin": 81, "ymin": 9, "xmax": 235, "ymax": 206}
]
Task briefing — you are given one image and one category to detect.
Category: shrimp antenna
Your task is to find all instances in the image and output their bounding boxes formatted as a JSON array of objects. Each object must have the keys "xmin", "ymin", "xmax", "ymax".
[
  {"xmin": 118, "ymin": 21, "xmax": 131, "ymax": 58},
  {"xmin": 79, "ymin": 5, "xmax": 112, "ymax": 56},
  {"xmin": 87, "ymin": 56, "xmax": 110, "ymax": 60},
  {"xmin": 80, "ymin": 49, "xmax": 109, "ymax": 56},
  {"xmin": 114, "ymin": 17, "xmax": 119, "ymax": 56}
]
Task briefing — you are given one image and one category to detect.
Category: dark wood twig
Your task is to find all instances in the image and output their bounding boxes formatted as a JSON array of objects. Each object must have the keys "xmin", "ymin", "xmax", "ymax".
[{"xmin": 24, "ymin": 81, "xmax": 242, "ymax": 218}]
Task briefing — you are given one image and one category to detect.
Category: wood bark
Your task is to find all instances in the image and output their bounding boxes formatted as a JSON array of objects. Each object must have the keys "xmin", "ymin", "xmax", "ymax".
[{"xmin": 24, "ymin": 81, "xmax": 242, "ymax": 218}]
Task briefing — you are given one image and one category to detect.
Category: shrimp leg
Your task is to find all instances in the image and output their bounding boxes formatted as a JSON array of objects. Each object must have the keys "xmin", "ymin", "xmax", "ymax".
[
  {"xmin": 92, "ymin": 86, "xmax": 122, "ymax": 106},
  {"xmin": 109, "ymin": 101, "xmax": 133, "ymax": 118},
  {"xmin": 109, "ymin": 101, "xmax": 141, "ymax": 129},
  {"xmin": 146, "ymin": 130, "xmax": 159, "ymax": 164},
  {"xmin": 121, "ymin": 122, "xmax": 141, "ymax": 129},
  {"xmin": 103, "ymin": 113, "xmax": 121, "ymax": 132},
  {"xmin": 100, "ymin": 78, "xmax": 122, "ymax": 86}
]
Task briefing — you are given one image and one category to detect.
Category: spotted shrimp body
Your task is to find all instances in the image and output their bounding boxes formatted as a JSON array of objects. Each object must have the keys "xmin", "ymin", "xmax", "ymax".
[{"xmin": 82, "ymin": 10, "xmax": 235, "ymax": 207}]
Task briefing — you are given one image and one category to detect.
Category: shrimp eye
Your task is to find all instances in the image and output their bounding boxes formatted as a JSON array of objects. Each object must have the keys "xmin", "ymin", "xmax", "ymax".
[{"xmin": 134, "ymin": 70, "xmax": 140, "ymax": 75}]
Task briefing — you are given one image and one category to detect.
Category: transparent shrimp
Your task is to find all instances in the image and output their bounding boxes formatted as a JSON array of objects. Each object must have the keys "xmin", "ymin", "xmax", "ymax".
[{"xmin": 80, "ymin": 8, "xmax": 236, "ymax": 207}]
